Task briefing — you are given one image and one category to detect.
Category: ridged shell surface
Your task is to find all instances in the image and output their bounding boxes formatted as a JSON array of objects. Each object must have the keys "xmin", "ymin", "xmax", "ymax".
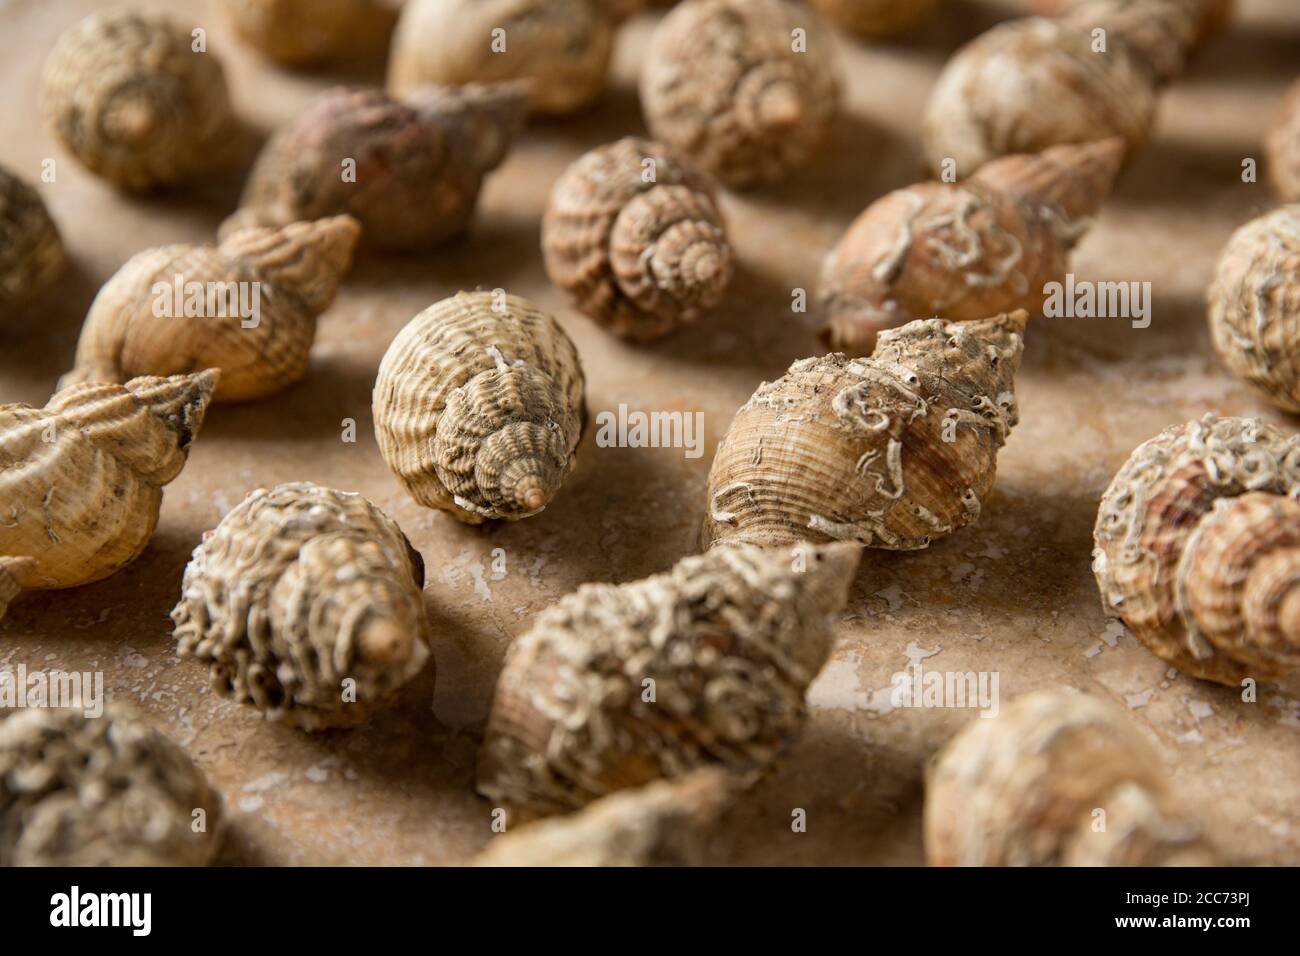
[
  {"xmin": 0, "ymin": 166, "xmax": 65, "ymax": 313},
  {"xmin": 808, "ymin": 0, "xmax": 939, "ymax": 37}
]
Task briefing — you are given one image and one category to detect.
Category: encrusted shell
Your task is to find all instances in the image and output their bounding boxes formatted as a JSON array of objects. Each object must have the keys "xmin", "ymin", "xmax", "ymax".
[
  {"xmin": 640, "ymin": 0, "xmax": 842, "ymax": 188},
  {"xmin": 925, "ymin": 689, "xmax": 1217, "ymax": 867},
  {"xmin": 0, "ymin": 705, "xmax": 223, "ymax": 867},
  {"xmin": 476, "ymin": 542, "xmax": 860, "ymax": 816},
  {"xmin": 0, "ymin": 371, "xmax": 217, "ymax": 590},
  {"xmin": 222, "ymin": 86, "xmax": 524, "ymax": 250},
  {"xmin": 0, "ymin": 557, "xmax": 35, "ymax": 622},
  {"xmin": 63, "ymin": 216, "xmax": 360, "ymax": 403},
  {"xmin": 703, "ymin": 311, "xmax": 1026, "ymax": 551},
  {"xmin": 0, "ymin": 166, "xmax": 65, "ymax": 313},
  {"xmin": 388, "ymin": 0, "xmax": 614, "ymax": 116},
  {"xmin": 372, "ymin": 291, "xmax": 586, "ymax": 523},
  {"xmin": 819, "ymin": 139, "xmax": 1123, "ymax": 354},
  {"xmin": 216, "ymin": 0, "xmax": 397, "ymax": 66},
  {"xmin": 41, "ymin": 9, "xmax": 235, "ymax": 191},
  {"xmin": 542, "ymin": 137, "xmax": 733, "ymax": 341},
  {"xmin": 1268, "ymin": 80, "xmax": 1300, "ymax": 203},
  {"xmin": 1093, "ymin": 414, "xmax": 1300, "ymax": 685},
  {"xmin": 808, "ymin": 0, "xmax": 939, "ymax": 37},
  {"xmin": 171, "ymin": 482, "xmax": 431, "ymax": 731}
]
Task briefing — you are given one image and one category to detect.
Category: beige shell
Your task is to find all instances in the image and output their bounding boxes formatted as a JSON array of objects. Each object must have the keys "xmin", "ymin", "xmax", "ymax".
[
  {"xmin": 542, "ymin": 137, "xmax": 733, "ymax": 341},
  {"xmin": 925, "ymin": 689, "xmax": 1218, "ymax": 866},
  {"xmin": 0, "ymin": 705, "xmax": 223, "ymax": 867},
  {"xmin": 388, "ymin": 0, "xmax": 614, "ymax": 116},
  {"xmin": 1093, "ymin": 415, "xmax": 1300, "ymax": 685},
  {"xmin": 1028, "ymin": 0, "xmax": 1233, "ymax": 50},
  {"xmin": 0, "ymin": 371, "xmax": 217, "ymax": 591},
  {"xmin": 476, "ymin": 541, "xmax": 860, "ymax": 817},
  {"xmin": 703, "ymin": 311, "xmax": 1026, "ymax": 551},
  {"xmin": 63, "ymin": 216, "xmax": 360, "ymax": 403},
  {"xmin": 1268, "ymin": 80, "xmax": 1300, "ymax": 203},
  {"xmin": 171, "ymin": 483, "xmax": 431, "ymax": 731},
  {"xmin": 0, "ymin": 557, "xmax": 36, "ymax": 622},
  {"xmin": 373, "ymin": 291, "xmax": 586, "ymax": 523},
  {"xmin": 640, "ymin": 0, "xmax": 842, "ymax": 188},
  {"xmin": 42, "ymin": 9, "xmax": 235, "ymax": 191},
  {"xmin": 222, "ymin": 86, "xmax": 523, "ymax": 250},
  {"xmin": 808, "ymin": 0, "xmax": 939, "ymax": 37},
  {"xmin": 820, "ymin": 139, "xmax": 1123, "ymax": 354},
  {"xmin": 0, "ymin": 165, "xmax": 66, "ymax": 313},
  {"xmin": 217, "ymin": 0, "xmax": 397, "ymax": 66}
]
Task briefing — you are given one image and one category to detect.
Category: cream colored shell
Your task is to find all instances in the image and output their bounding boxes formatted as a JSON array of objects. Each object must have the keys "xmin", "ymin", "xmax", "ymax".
[
  {"xmin": 808, "ymin": 0, "xmax": 939, "ymax": 37},
  {"xmin": 0, "ymin": 165, "xmax": 65, "ymax": 313},
  {"xmin": 217, "ymin": 0, "xmax": 397, "ymax": 66}
]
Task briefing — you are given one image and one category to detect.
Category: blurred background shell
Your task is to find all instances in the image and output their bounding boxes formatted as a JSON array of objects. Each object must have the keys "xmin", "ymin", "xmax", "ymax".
[
  {"xmin": 216, "ymin": 0, "xmax": 398, "ymax": 67},
  {"xmin": 0, "ymin": 165, "xmax": 65, "ymax": 314},
  {"xmin": 808, "ymin": 0, "xmax": 939, "ymax": 38}
]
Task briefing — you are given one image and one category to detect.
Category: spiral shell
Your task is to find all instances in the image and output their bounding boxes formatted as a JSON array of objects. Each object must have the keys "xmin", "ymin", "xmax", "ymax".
[
  {"xmin": 542, "ymin": 138, "xmax": 733, "ymax": 341},
  {"xmin": 222, "ymin": 86, "xmax": 524, "ymax": 250},
  {"xmin": 925, "ymin": 689, "xmax": 1218, "ymax": 867},
  {"xmin": 703, "ymin": 311, "xmax": 1025, "ymax": 551},
  {"xmin": 373, "ymin": 292, "xmax": 586, "ymax": 523},
  {"xmin": 1094, "ymin": 415, "xmax": 1300, "ymax": 685},
  {"xmin": 640, "ymin": 0, "xmax": 842, "ymax": 188},
  {"xmin": 808, "ymin": 0, "xmax": 939, "ymax": 38},
  {"xmin": 0, "ymin": 557, "xmax": 35, "ymax": 622},
  {"xmin": 41, "ymin": 9, "xmax": 235, "ymax": 191},
  {"xmin": 217, "ymin": 0, "xmax": 397, "ymax": 66},
  {"xmin": 63, "ymin": 216, "xmax": 360, "ymax": 403},
  {"xmin": 820, "ymin": 139, "xmax": 1123, "ymax": 354},
  {"xmin": 171, "ymin": 483, "xmax": 431, "ymax": 731},
  {"xmin": 0, "ymin": 371, "xmax": 217, "ymax": 591},
  {"xmin": 1268, "ymin": 80, "xmax": 1300, "ymax": 203},
  {"xmin": 0, "ymin": 166, "xmax": 65, "ymax": 314},
  {"xmin": 477, "ymin": 541, "xmax": 860, "ymax": 816},
  {"xmin": 388, "ymin": 0, "xmax": 614, "ymax": 116}
]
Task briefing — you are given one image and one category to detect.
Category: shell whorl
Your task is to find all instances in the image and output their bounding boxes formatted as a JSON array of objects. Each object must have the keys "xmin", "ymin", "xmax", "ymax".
[
  {"xmin": 1060, "ymin": 0, "xmax": 1211, "ymax": 84},
  {"xmin": 217, "ymin": 215, "xmax": 360, "ymax": 314},
  {"xmin": 0, "ymin": 166, "xmax": 65, "ymax": 312}
]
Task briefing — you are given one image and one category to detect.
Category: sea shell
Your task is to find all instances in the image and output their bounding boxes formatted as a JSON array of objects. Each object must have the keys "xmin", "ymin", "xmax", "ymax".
[
  {"xmin": 476, "ymin": 541, "xmax": 860, "ymax": 816},
  {"xmin": 171, "ymin": 482, "xmax": 431, "ymax": 731},
  {"xmin": 0, "ymin": 557, "xmax": 35, "ymax": 622},
  {"xmin": 1028, "ymin": 0, "xmax": 1234, "ymax": 52},
  {"xmin": 42, "ymin": 9, "xmax": 235, "ymax": 191},
  {"xmin": 819, "ymin": 139, "xmax": 1124, "ymax": 354},
  {"xmin": 216, "ymin": 0, "xmax": 398, "ymax": 66},
  {"xmin": 702, "ymin": 311, "xmax": 1026, "ymax": 550},
  {"xmin": 542, "ymin": 137, "xmax": 733, "ymax": 341},
  {"xmin": 221, "ymin": 86, "xmax": 524, "ymax": 250},
  {"xmin": 373, "ymin": 291, "xmax": 586, "ymax": 523},
  {"xmin": 62, "ymin": 216, "xmax": 360, "ymax": 403},
  {"xmin": 0, "ymin": 371, "xmax": 217, "ymax": 591},
  {"xmin": 640, "ymin": 0, "xmax": 842, "ymax": 188},
  {"xmin": 808, "ymin": 0, "xmax": 939, "ymax": 37},
  {"xmin": 1093, "ymin": 414, "xmax": 1300, "ymax": 685},
  {"xmin": 1268, "ymin": 79, "xmax": 1300, "ymax": 203},
  {"xmin": 0, "ymin": 165, "xmax": 66, "ymax": 314}
]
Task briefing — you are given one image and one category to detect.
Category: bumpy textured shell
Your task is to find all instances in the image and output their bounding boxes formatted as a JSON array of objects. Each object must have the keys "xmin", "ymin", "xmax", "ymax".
[
  {"xmin": 1268, "ymin": 80, "xmax": 1300, "ymax": 203},
  {"xmin": 542, "ymin": 137, "xmax": 733, "ymax": 341},
  {"xmin": 820, "ymin": 139, "xmax": 1123, "ymax": 354},
  {"xmin": 640, "ymin": 0, "xmax": 842, "ymax": 188},
  {"xmin": 0, "ymin": 166, "xmax": 65, "ymax": 313},
  {"xmin": 477, "ymin": 542, "xmax": 860, "ymax": 816},
  {"xmin": 63, "ymin": 216, "xmax": 360, "ymax": 403},
  {"xmin": 703, "ymin": 311, "xmax": 1025, "ymax": 550},
  {"xmin": 373, "ymin": 292, "xmax": 586, "ymax": 523},
  {"xmin": 0, "ymin": 706, "xmax": 223, "ymax": 867},
  {"xmin": 1093, "ymin": 415, "xmax": 1300, "ymax": 685},
  {"xmin": 1207, "ymin": 206, "xmax": 1300, "ymax": 412},
  {"xmin": 217, "ymin": 0, "xmax": 397, "ymax": 66},
  {"xmin": 41, "ymin": 9, "xmax": 234, "ymax": 191},
  {"xmin": 0, "ymin": 557, "xmax": 35, "ymax": 622},
  {"xmin": 222, "ymin": 86, "xmax": 523, "ymax": 250},
  {"xmin": 0, "ymin": 371, "xmax": 217, "ymax": 590},
  {"xmin": 808, "ymin": 0, "xmax": 939, "ymax": 37},
  {"xmin": 171, "ymin": 483, "xmax": 431, "ymax": 731},
  {"xmin": 388, "ymin": 0, "xmax": 614, "ymax": 116},
  {"xmin": 925, "ymin": 690, "xmax": 1217, "ymax": 866}
]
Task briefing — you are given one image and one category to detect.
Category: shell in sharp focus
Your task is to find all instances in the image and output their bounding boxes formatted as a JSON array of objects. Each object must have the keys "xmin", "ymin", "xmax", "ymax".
[
  {"xmin": 476, "ymin": 542, "xmax": 861, "ymax": 817},
  {"xmin": 63, "ymin": 216, "xmax": 360, "ymax": 403},
  {"xmin": 0, "ymin": 557, "xmax": 36, "ymax": 622},
  {"xmin": 41, "ymin": 9, "xmax": 235, "ymax": 192},
  {"xmin": 640, "ymin": 0, "xmax": 842, "ymax": 188},
  {"xmin": 703, "ymin": 311, "xmax": 1026, "ymax": 551},
  {"xmin": 808, "ymin": 0, "xmax": 939, "ymax": 38},
  {"xmin": 171, "ymin": 483, "xmax": 431, "ymax": 731},
  {"xmin": 1093, "ymin": 415, "xmax": 1300, "ymax": 685},
  {"xmin": 924, "ymin": 689, "xmax": 1218, "ymax": 867},
  {"xmin": 542, "ymin": 137, "xmax": 733, "ymax": 341},
  {"xmin": 217, "ymin": 0, "xmax": 397, "ymax": 66},
  {"xmin": 1268, "ymin": 79, "xmax": 1300, "ymax": 203},
  {"xmin": 0, "ymin": 166, "xmax": 66, "ymax": 314},
  {"xmin": 0, "ymin": 705, "xmax": 223, "ymax": 867},
  {"xmin": 372, "ymin": 291, "xmax": 586, "ymax": 523},
  {"xmin": 387, "ymin": 0, "xmax": 614, "ymax": 116},
  {"xmin": 0, "ymin": 371, "xmax": 217, "ymax": 590}
]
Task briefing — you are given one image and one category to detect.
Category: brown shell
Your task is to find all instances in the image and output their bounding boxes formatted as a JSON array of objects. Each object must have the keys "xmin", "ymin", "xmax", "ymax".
[
  {"xmin": 0, "ymin": 557, "xmax": 35, "ymax": 622},
  {"xmin": 1028, "ymin": 0, "xmax": 1234, "ymax": 51},
  {"xmin": 373, "ymin": 291, "xmax": 586, "ymax": 523},
  {"xmin": 217, "ymin": 0, "xmax": 397, "ymax": 66},
  {"xmin": 477, "ymin": 541, "xmax": 860, "ymax": 817},
  {"xmin": 41, "ymin": 9, "xmax": 235, "ymax": 192},
  {"xmin": 925, "ymin": 689, "xmax": 1218, "ymax": 866},
  {"xmin": 1268, "ymin": 80, "xmax": 1300, "ymax": 203},
  {"xmin": 542, "ymin": 137, "xmax": 733, "ymax": 341},
  {"xmin": 172, "ymin": 483, "xmax": 431, "ymax": 731},
  {"xmin": 703, "ymin": 311, "xmax": 1025, "ymax": 551},
  {"xmin": 820, "ymin": 139, "xmax": 1123, "ymax": 354},
  {"xmin": 0, "ymin": 371, "xmax": 217, "ymax": 590},
  {"xmin": 0, "ymin": 166, "xmax": 65, "ymax": 313},
  {"xmin": 640, "ymin": 0, "xmax": 842, "ymax": 188},
  {"xmin": 1093, "ymin": 415, "xmax": 1300, "ymax": 685},
  {"xmin": 808, "ymin": 0, "xmax": 939, "ymax": 38},
  {"xmin": 222, "ymin": 86, "xmax": 523, "ymax": 250},
  {"xmin": 63, "ymin": 216, "xmax": 360, "ymax": 403}
]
